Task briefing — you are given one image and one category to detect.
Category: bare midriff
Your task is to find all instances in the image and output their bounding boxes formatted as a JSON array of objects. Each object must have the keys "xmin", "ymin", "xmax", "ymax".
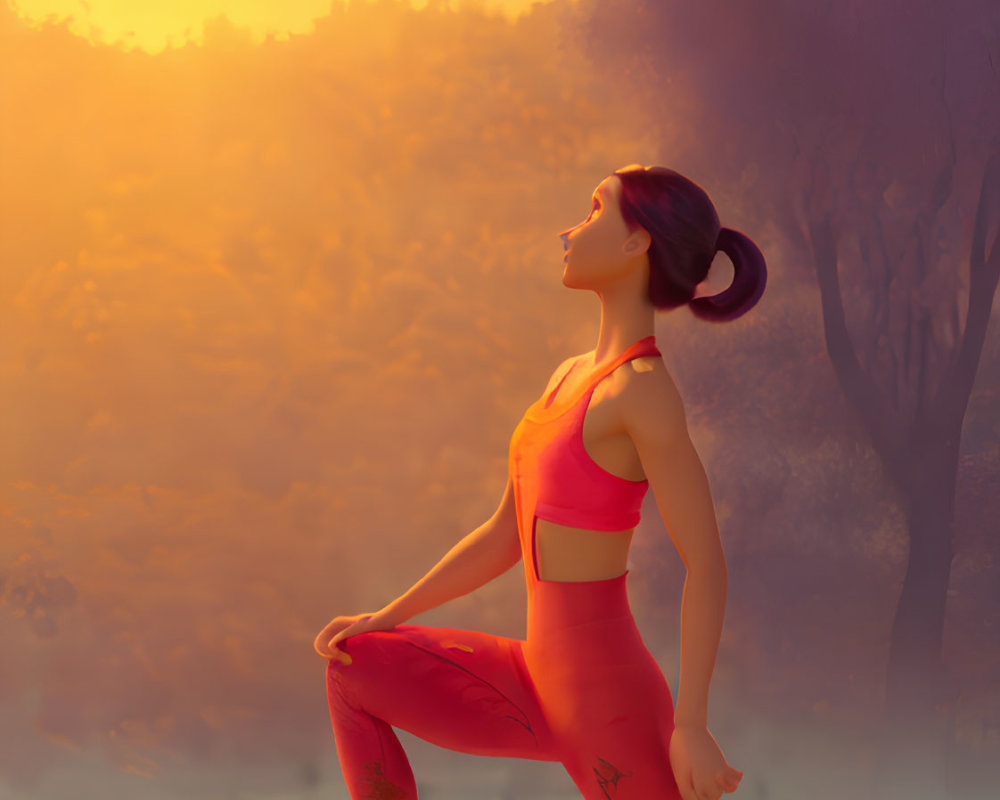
[{"xmin": 533, "ymin": 357, "xmax": 652, "ymax": 582}]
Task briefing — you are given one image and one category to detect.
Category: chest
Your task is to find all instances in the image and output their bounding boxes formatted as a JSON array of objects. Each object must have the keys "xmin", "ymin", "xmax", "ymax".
[{"xmin": 541, "ymin": 369, "xmax": 644, "ymax": 482}]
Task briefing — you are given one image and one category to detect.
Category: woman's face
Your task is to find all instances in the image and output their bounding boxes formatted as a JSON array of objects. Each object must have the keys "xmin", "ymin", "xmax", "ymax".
[{"xmin": 558, "ymin": 174, "xmax": 649, "ymax": 287}]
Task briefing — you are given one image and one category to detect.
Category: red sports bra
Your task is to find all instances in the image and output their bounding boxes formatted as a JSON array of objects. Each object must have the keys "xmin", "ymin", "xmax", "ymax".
[{"xmin": 508, "ymin": 335, "xmax": 661, "ymax": 532}]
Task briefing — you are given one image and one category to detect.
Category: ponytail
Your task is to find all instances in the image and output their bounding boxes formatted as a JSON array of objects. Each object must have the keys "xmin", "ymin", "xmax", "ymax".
[{"xmin": 687, "ymin": 226, "xmax": 767, "ymax": 322}]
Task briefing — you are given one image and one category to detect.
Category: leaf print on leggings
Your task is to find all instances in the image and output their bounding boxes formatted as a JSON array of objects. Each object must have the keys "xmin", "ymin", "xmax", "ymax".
[
  {"xmin": 359, "ymin": 760, "xmax": 407, "ymax": 800},
  {"xmin": 593, "ymin": 754, "xmax": 633, "ymax": 798}
]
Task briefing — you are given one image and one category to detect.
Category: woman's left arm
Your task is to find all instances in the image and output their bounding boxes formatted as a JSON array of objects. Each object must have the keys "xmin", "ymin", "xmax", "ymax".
[
  {"xmin": 620, "ymin": 361, "xmax": 726, "ymax": 726},
  {"xmin": 620, "ymin": 361, "xmax": 742, "ymax": 798}
]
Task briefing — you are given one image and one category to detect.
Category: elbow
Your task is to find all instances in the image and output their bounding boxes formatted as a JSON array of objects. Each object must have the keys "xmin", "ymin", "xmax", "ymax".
[{"xmin": 684, "ymin": 550, "xmax": 728, "ymax": 581}]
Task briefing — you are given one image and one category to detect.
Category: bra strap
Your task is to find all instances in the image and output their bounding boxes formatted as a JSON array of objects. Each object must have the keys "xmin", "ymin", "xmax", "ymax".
[{"xmin": 583, "ymin": 335, "xmax": 660, "ymax": 390}]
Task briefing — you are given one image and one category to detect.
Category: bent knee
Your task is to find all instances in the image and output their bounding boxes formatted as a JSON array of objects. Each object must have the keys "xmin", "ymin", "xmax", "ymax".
[
  {"xmin": 325, "ymin": 630, "xmax": 407, "ymax": 708},
  {"xmin": 326, "ymin": 629, "xmax": 400, "ymax": 675}
]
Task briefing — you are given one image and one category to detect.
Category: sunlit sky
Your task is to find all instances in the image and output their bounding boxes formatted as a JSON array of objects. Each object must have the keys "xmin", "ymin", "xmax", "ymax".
[{"xmin": 7, "ymin": 0, "xmax": 549, "ymax": 53}]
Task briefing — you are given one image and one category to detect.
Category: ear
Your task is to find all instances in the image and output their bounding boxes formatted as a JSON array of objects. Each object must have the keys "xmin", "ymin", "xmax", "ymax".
[{"xmin": 624, "ymin": 228, "xmax": 651, "ymax": 255}]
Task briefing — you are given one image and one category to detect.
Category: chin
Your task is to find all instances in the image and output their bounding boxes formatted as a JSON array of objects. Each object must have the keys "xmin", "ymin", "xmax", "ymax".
[{"xmin": 562, "ymin": 262, "xmax": 585, "ymax": 283}]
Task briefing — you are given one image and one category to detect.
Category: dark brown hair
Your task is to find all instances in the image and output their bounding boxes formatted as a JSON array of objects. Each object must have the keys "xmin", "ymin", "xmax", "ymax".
[{"xmin": 613, "ymin": 165, "xmax": 767, "ymax": 321}]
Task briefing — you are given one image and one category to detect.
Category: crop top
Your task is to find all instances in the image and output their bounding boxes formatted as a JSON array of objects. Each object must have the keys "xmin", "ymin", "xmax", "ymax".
[{"xmin": 508, "ymin": 335, "xmax": 661, "ymax": 532}]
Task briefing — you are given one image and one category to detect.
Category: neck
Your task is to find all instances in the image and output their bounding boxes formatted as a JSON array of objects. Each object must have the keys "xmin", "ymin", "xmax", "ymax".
[{"xmin": 589, "ymin": 272, "xmax": 656, "ymax": 365}]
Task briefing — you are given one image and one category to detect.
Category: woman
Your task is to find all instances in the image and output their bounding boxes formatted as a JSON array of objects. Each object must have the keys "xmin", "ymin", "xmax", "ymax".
[{"xmin": 314, "ymin": 163, "xmax": 766, "ymax": 800}]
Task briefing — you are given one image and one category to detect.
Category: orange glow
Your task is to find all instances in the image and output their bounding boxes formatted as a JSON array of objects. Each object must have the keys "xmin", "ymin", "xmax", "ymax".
[
  {"xmin": 7, "ymin": 0, "xmax": 548, "ymax": 54},
  {"xmin": 0, "ymin": 0, "xmax": 664, "ymax": 774}
]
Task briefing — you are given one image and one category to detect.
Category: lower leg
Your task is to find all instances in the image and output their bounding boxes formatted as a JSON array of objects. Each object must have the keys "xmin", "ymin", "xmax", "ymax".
[{"xmin": 328, "ymin": 666, "xmax": 416, "ymax": 799}]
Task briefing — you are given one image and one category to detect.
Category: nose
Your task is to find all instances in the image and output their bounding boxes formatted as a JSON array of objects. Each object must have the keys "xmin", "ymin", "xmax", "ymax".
[{"xmin": 560, "ymin": 232, "xmax": 570, "ymax": 249}]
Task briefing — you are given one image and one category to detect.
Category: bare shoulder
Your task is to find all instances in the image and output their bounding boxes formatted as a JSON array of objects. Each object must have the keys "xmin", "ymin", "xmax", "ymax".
[{"xmin": 619, "ymin": 356, "xmax": 688, "ymax": 444}]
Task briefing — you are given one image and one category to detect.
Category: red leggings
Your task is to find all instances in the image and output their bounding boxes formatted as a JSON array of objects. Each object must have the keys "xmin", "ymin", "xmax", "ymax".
[{"xmin": 325, "ymin": 570, "xmax": 681, "ymax": 799}]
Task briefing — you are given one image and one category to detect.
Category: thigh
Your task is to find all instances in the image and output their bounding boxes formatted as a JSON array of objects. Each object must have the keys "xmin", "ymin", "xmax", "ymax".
[
  {"xmin": 562, "ymin": 734, "xmax": 681, "ymax": 800},
  {"xmin": 543, "ymin": 659, "xmax": 682, "ymax": 800},
  {"xmin": 328, "ymin": 623, "xmax": 560, "ymax": 762}
]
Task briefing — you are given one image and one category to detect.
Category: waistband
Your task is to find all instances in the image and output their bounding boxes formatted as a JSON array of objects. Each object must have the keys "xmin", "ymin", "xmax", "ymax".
[{"xmin": 527, "ymin": 569, "xmax": 632, "ymax": 635}]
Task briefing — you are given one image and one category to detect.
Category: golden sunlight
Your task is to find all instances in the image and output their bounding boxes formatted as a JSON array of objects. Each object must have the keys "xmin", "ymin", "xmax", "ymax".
[{"xmin": 6, "ymin": 0, "xmax": 549, "ymax": 54}]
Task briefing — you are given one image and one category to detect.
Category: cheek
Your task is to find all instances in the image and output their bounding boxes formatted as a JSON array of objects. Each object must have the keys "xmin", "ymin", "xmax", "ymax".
[
  {"xmin": 576, "ymin": 221, "xmax": 600, "ymax": 245},
  {"xmin": 575, "ymin": 227, "xmax": 609, "ymax": 258}
]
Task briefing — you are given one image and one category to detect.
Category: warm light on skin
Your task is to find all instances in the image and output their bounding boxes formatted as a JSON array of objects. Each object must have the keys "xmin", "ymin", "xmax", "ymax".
[
  {"xmin": 7, "ymin": 0, "xmax": 552, "ymax": 54},
  {"xmin": 558, "ymin": 174, "xmax": 652, "ymax": 293},
  {"xmin": 559, "ymin": 172, "xmax": 724, "ymax": 300}
]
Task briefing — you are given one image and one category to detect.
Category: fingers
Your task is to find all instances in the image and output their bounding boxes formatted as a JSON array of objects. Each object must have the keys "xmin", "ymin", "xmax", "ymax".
[
  {"xmin": 714, "ymin": 767, "xmax": 742, "ymax": 793},
  {"xmin": 329, "ymin": 635, "xmax": 353, "ymax": 664},
  {"xmin": 316, "ymin": 642, "xmax": 352, "ymax": 664},
  {"xmin": 313, "ymin": 639, "xmax": 346, "ymax": 662},
  {"xmin": 689, "ymin": 776, "xmax": 732, "ymax": 800},
  {"xmin": 313, "ymin": 630, "xmax": 353, "ymax": 664},
  {"xmin": 680, "ymin": 770, "xmax": 698, "ymax": 800},
  {"xmin": 692, "ymin": 767, "xmax": 741, "ymax": 800},
  {"xmin": 314, "ymin": 615, "xmax": 357, "ymax": 662},
  {"xmin": 317, "ymin": 617, "xmax": 344, "ymax": 636},
  {"xmin": 696, "ymin": 780, "xmax": 727, "ymax": 800},
  {"xmin": 315, "ymin": 611, "xmax": 382, "ymax": 662}
]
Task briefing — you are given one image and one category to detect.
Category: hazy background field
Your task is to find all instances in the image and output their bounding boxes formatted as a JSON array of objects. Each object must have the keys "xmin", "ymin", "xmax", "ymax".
[{"xmin": 2, "ymin": 0, "xmax": 998, "ymax": 798}]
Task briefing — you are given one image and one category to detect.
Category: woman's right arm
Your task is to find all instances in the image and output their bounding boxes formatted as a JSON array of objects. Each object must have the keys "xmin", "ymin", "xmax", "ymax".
[{"xmin": 377, "ymin": 474, "xmax": 522, "ymax": 626}]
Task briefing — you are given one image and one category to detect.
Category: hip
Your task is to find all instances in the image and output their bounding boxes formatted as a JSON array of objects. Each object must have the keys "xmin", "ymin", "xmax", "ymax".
[
  {"xmin": 524, "ymin": 572, "xmax": 668, "ymax": 689},
  {"xmin": 522, "ymin": 610, "xmax": 675, "ymax": 737}
]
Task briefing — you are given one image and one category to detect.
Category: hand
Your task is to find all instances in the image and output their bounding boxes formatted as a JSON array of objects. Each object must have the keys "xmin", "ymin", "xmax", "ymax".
[
  {"xmin": 669, "ymin": 724, "xmax": 743, "ymax": 800},
  {"xmin": 313, "ymin": 609, "xmax": 399, "ymax": 664}
]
